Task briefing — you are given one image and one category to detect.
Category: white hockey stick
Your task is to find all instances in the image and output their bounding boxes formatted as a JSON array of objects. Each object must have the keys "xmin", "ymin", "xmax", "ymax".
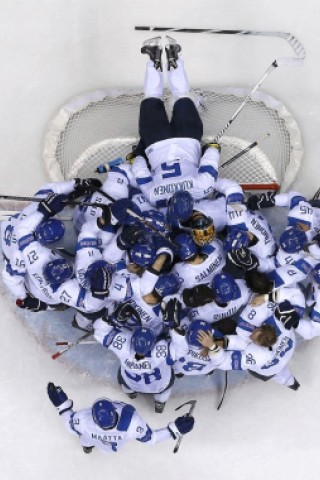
[{"xmin": 135, "ymin": 26, "xmax": 305, "ymax": 141}]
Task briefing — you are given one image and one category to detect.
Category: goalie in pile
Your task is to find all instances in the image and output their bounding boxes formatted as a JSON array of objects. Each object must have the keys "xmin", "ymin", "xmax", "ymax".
[{"xmin": 2, "ymin": 35, "xmax": 320, "ymax": 453}]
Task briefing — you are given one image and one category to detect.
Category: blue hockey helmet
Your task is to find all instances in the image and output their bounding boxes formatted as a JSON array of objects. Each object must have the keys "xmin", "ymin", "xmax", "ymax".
[
  {"xmin": 167, "ymin": 191, "xmax": 194, "ymax": 227},
  {"xmin": 129, "ymin": 242, "xmax": 156, "ymax": 267},
  {"xmin": 190, "ymin": 214, "xmax": 215, "ymax": 246},
  {"xmin": 85, "ymin": 260, "xmax": 112, "ymax": 297},
  {"xmin": 279, "ymin": 227, "xmax": 307, "ymax": 253},
  {"xmin": 92, "ymin": 398, "xmax": 117, "ymax": 430},
  {"xmin": 154, "ymin": 273, "xmax": 180, "ymax": 298},
  {"xmin": 174, "ymin": 232, "xmax": 198, "ymax": 260},
  {"xmin": 142, "ymin": 210, "xmax": 168, "ymax": 233},
  {"xmin": 312, "ymin": 263, "xmax": 320, "ymax": 284},
  {"xmin": 43, "ymin": 258, "xmax": 73, "ymax": 285},
  {"xmin": 35, "ymin": 219, "xmax": 65, "ymax": 245},
  {"xmin": 224, "ymin": 229, "xmax": 250, "ymax": 252},
  {"xmin": 187, "ymin": 319, "xmax": 212, "ymax": 348},
  {"xmin": 211, "ymin": 272, "xmax": 240, "ymax": 304},
  {"xmin": 131, "ymin": 326, "xmax": 156, "ymax": 355}
]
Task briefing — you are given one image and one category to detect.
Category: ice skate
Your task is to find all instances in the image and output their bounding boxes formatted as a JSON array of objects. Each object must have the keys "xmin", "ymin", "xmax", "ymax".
[
  {"xmin": 141, "ymin": 36, "xmax": 163, "ymax": 71},
  {"xmin": 288, "ymin": 378, "xmax": 300, "ymax": 391},
  {"xmin": 71, "ymin": 316, "xmax": 93, "ymax": 333},
  {"xmin": 154, "ymin": 401, "xmax": 166, "ymax": 413},
  {"xmin": 165, "ymin": 35, "xmax": 181, "ymax": 70}
]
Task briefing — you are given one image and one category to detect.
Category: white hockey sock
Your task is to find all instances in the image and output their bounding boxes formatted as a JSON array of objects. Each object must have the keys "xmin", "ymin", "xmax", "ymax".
[
  {"xmin": 144, "ymin": 61, "xmax": 164, "ymax": 98},
  {"xmin": 167, "ymin": 58, "xmax": 191, "ymax": 101}
]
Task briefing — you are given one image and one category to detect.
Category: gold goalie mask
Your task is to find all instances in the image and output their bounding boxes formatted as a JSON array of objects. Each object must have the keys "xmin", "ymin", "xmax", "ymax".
[{"xmin": 190, "ymin": 214, "xmax": 215, "ymax": 246}]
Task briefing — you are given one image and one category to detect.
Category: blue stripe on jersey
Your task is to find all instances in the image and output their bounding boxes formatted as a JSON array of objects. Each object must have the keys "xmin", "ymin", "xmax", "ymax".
[
  {"xmin": 198, "ymin": 165, "xmax": 218, "ymax": 179},
  {"xmin": 267, "ymin": 270, "xmax": 284, "ymax": 289},
  {"xmin": 18, "ymin": 233, "xmax": 36, "ymax": 251},
  {"xmin": 76, "ymin": 237, "xmax": 99, "ymax": 251},
  {"xmin": 227, "ymin": 223, "xmax": 248, "ymax": 232},
  {"xmin": 110, "ymin": 166, "xmax": 129, "ymax": 180},
  {"xmin": 294, "ymin": 305, "xmax": 305, "ymax": 318},
  {"xmin": 310, "ymin": 309, "xmax": 320, "ymax": 323},
  {"xmin": 117, "ymin": 404, "xmax": 135, "ymax": 431},
  {"xmin": 152, "ymin": 304, "xmax": 161, "ymax": 316},
  {"xmin": 34, "ymin": 188, "xmax": 53, "ymax": 196},
  {"xmin": 136, "ymin": 176, "xmax": 153, "ymax": 186},
  {"xmin": 289, "ymin": 195, "xmax": 307, "ymax": 209},
  {"xmin": 237, "ymin": 319, "xmax": 255, "ymax": 333},
  {"xmin": 137, "ymin": 425, "xmax": 153, "ymax": 443},
  {"xmin": 76, "ymin": 287, "xmax": 87, "ymax": 308},
  {"xmin": 293, "ymin": 258, "xmax": 313, "ymax": 275},
  {"xmin": 231, "ymin": 351, "xmax": 242, "ymax": 370}
]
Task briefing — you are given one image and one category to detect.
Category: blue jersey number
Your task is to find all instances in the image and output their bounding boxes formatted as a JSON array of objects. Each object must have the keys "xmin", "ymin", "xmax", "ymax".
[{"xmin": 161, "ymin": 162, "xmax": 181, "ymax": 179}]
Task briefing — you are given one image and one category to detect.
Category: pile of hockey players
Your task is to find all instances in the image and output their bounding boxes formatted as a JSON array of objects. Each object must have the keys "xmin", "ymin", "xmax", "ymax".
[{"xmin": 2, "ymin": 36, "xmax": 320, "ymax": 454}]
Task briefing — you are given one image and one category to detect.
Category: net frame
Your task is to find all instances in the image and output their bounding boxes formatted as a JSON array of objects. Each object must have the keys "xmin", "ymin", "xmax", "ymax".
[{"xmin": 43, "ymin": 87, "xmax": 303, "ymax": 192}]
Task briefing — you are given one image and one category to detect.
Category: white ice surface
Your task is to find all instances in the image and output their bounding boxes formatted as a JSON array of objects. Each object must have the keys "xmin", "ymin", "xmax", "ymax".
[{"xmin": 1, "ymin": 1, "xmax": 320, "ymax": 479}]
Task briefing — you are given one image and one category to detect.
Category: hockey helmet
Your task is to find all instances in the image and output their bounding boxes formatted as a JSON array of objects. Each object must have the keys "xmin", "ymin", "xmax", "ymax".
[
  {"xmin": 224, "ymin": 229, "xmax": 250, "ymax": 252},
  {"xmin": 279, "ymin": 227, "xmax": 307, "ymax": 253},
  {"xmin": 129, "ymin": 242, "xmax": 156, "ymax": 267},
  {"xmin": 187, "ymin": 319, "xmax": 212, "ymax": 348},
  {"xmin": 142, "ymin": 210, "xmax": 168, "ymax": 233},
  {"xmin": 211, "ymin": 272, "xmax": 240, "ymax": 304},
  {"xmin": 154, "ymin": 273, "xmax": 180, "ymax": 298},
  {"xmin": 174, "ymin": 232, "xmax": 198, "ymax": 260},
  {"xmin": 92, "ymin": 398, "xmax": 117, "ymax": 430},
  {"xmin": 131, "ymin": 326, "xmax": 156, "ymax": 355},
  {"xmin": 190, "ymin": 214, "xmax": 215, "ymax": 246},
  {"xmin": 43, "ymin": 258, "xmax": 73, "ymax": 285},
  {"xmin": 84, "ymin": 260, "xmax": 112, "ymax": 298},
  {"xmin": 35, "ymin": 219, "xmax": 65, "ymax": 245},
  {"xmin": 167, "ymin": 191, "xmax": 194, "ymax": 227}
]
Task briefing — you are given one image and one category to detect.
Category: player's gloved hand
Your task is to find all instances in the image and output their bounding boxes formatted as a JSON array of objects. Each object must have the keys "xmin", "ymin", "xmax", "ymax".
[
  {"xmin": 182, "ymin": 284, "xmax": 215, "ymax": 308},
  {"xmin": 161, "ymin": 298, "xmax": 182, "ymax": 329},
  {"xmin": 47, "ymin": 382, "xmax": 73, "ymax": 415},
  {"xmin": 246, "ymin": 191, "xmax": 276, "ymax": 211},
  {"xmin": 168, "ymin": 415, "xmax": 195, "ymax": 439},
  {"xmin": 112, "ymin": 302, "xmax": 141, "ymax": 325},
  {"xmin": 224, "ymin": 230, "xmax": 249, "ymax": 252},
  {"xmin": 97, "ymin": 205, "xmax": 112, "ymax": 230},
  {"xmin": 38, "ymin": 193, "xmax": 68, "ymax": 219},
  {"xmin": 74, "ymin": 178, "xmax": 102, "ymax": 195},
  {"xmin": 110, "ymin": 199, "xmax": 142, "ymax": 225},
  {"xmin": 117, "ymin": 225, "xmax": 146, "ymax": 250},
  {"xmin": 227, "ymin": 247, "xmax": 259, "ymax": 271},
  {"xmin": 202, "ymin": 142, "xmax": 221, "ymax": 154},
  {"xmin": 16, "ymin": 295, "xmax": 48, "ymax": 312},
  {"xmin": 274, "ymin": 300, "xmax": 300, "ymax": 330}
]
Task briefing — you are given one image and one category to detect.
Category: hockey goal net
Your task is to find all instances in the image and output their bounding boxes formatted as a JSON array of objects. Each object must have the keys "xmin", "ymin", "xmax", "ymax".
[{"xmin": 43, "ymin": 87, "xmax": 303, "ymax": 192}]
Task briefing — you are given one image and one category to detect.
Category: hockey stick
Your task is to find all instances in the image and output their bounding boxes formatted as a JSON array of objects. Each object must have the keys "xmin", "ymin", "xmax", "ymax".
[
  {"xmin": 51, "ymin": 331, "xmax": 93, "ymax": 360},
  {"xmin": 217, "ymin": 371, "xmax": 228, "ymax": 410},
  {"xmin": 55, "ymin": 339, "xmax": 96, "ymax": 346},
  {"xmin": 135, "ymin": 27, "xmax": 305, "ymax": 141},
  {"xmin": 173, "ymin": 399, "xmax": 197, "ymax": 454},
  {"xmin": 220, "ymin": 133, "xmax": 270, "ymax": 169}
]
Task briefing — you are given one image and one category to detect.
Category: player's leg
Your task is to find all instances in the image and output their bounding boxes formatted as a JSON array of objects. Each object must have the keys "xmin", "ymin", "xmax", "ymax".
[
  {"xmin": 271, "ymin": 367, "xmax": 300, "ymax": 390},
  {"xmin": 139, "ymin": 37, "xmax": 171, "ymax": 147},
  {"xmin": 72, "ymin": 311, "xmax": 94, "ymax": 332}
]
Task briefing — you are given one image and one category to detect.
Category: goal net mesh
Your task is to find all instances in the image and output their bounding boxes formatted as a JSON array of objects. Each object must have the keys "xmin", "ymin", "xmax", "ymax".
[{"xmin": 43, "ymin": 87, "xmax": 303, "ymax": 192}]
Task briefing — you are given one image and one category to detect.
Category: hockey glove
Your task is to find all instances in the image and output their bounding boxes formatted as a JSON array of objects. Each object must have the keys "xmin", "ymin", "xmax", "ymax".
[
  {"xmin": 16, "ymin": 295, "xmax": 48, "ymax": 312},
  {"xmin": 37, "ymin": 193, "xmax": 68, "ymax": 219},
  {"xmin": 110, "ymin": 199, "xmax": 142, "ymax": 225},
  {"xmin": 168, "ymin": 415, "xmax": 195, "ymax": 439},
  {"xmin": 246, "ymin": 191, "xmax": 276, "ymax": 211},
  {"xmin": 182, "ymin": 284, "xmax": 215, "ymax": 308},
  {"xmin": 274, "ymin": 300, "xmax": 300, "ymax": 330},
  {"xmin": 227, "ymin": 247, "xmax": 259, "ymax": 271},
  {"xmin": 73, "ymin": 178, "xmax": 102, "ymax": 197},
  {"xmin": 47, "ymin": 382, "xmax": 73, "ymax": 415},
  {"xmin": 312, "ymin": 233, "xmax": 320, "ymax": 247},
  {"xmin": 113, "ymin": 302, "xmax": 141, "ymax": 326},
  {"xmin": 117, "ymin": 225, "xmax": 146, "ymax": 250},
  {"xmin": 161, "ymin": 298, "xmax": 182, "ymax": 329},
  {"xmin": 202, "ymin": 142, "xmax": 221, "ymax": 154},
  {"xmin": 97, "ymin": 205, "xmax": 112, "ymax": 230}
]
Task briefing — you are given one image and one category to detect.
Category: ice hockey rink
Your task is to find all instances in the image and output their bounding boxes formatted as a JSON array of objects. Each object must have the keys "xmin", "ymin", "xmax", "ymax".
[{"xmin": 1, "ymin": 1, "xmax": 320, "ymax": 479}]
